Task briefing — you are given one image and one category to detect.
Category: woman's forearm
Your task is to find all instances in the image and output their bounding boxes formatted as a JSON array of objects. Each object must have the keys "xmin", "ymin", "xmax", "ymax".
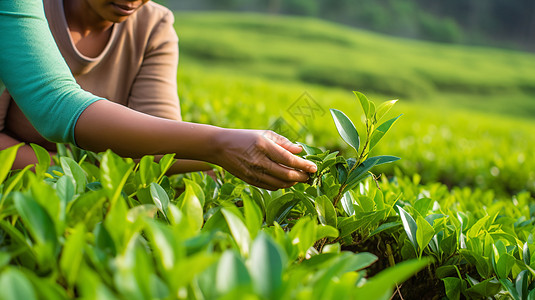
[
  {"xmin": 75, "ymin": 100, "xmax": 317, "ymax": 190},
  {"xmin": 0, "ymin": 132, "xmax": 52, "ymax": 170},
  {"xmin": 75, "ymin": 100, "xmax": 222, "ymax": 160}
]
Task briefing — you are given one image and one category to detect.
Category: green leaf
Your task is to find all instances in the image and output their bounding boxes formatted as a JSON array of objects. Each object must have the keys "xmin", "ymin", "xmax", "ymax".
[
  {"xmin": 157, "ymin": 154, "xmax": 176, "ymax": 178},
  {"xmin": 315, "ymin": 225, "xmax": 339, "ymax": 240},
  {"xmin": 14, "ymin": 192, "xmax": 57, "ymax": 266},
  {"xmin": 179, "ymin": 180, "xmax": 204, "ymax": 234},
  {"xmin": 416, "ymin": 216, "xmax": 434, "ymax": 256},
  {"xmin": 60, "ymin": 157, "xmax": 87, "ymax": 194},
  {"xmin": 30, "ymin": 143, "xmax": 51, "ymax": 177},
  {"xmin": 414, "ymin": 197, "xmax": 433, "ymax": 216},
  {"xmin": 0, "ymin": 252, "xmax": 10, "ymax": 269},
  {"xmin": 467, "ymin": 215, "xmax": 490, "ymax": 238},
  {"xmin": 0, "ymin": 143, "xmax": 22, "ymax": 186},
  {"xmin": 315, "ymin": 195, "xmax": 337, "ymax": 227},
  {"xmin": 524, "ymin": 242, "xmax": 531, "ymax": 265},
  {"xmin": 183, "ymin": 179, "xmax": 205, "ymax": 208},
  {"xmin": 442, "ymin": 277, "xmax": 462, "ymax": 300},
  {"xmin": 516, "ymin": 270, "xmax": 529, "ymax": 300},
  {"xmin": 354, "ymin": 91, "xmax": 370, "ymax": 118},
  {"xmin": 59, "ymin": 224, "xmax": 86, "ymax": 287},
  {"xmin": 296, "ymin": 142, "xmax": 322, "ymax": 156},
  {"xmin": 375, "ymin": 99, "xmax": 398, "ymax": 123},
  {"xmin": 149, "ymin": 182, "xmax": 169, "ymax": 219},
  {"xmin": 100, "ymin": 150, "xmax": 135, "ymax": 206},
  {"xmin": 344, "ymin": 156, "xmax": 400, "ymax": 192},
  {"xmin": 500, "ymin": 278, "xmax": 520, "ymax": 300},
  {"xmin": 247, "ymin": 233, "xmax": 286, "ymax": 300},
  {"xmin": 340, "ymin": 192, "xmax": 355, "ymax": 216},
  {"xmin": 398, "ymin": 206, "xmax": 418, "ymax": 251},
  {"xmin": 0, "ymin": 268, "xmax": 37, "ymax": 300},
  {"xmin": 143, "ymin": 219, "xmax": 181, "ymax": 278},
  {"xmin": 243, "ymin": 193, "xmax": 262, "ymax": 239},
  {"xmin": 216, "ymin": 250, "xmax": 252, "ymax": 296},
  {"xmin": 354, "ymin": 258, "xmax": 432, "ymax": 300},
  {"xmin": 221, "ymin": 208, "xmax": 252, "ymax": 256},
  {"xmin": 368, "ymin": 100, "xmax": 376, "ymax": 119},
  {"xmin": 369, "ymin": 222, "xmax": 401, "ymax": 238},
  {"xmin": 330, "ymin": 109, "xmax": 360, "ymax": 153},
  {"xmin": 369, "ymin": 114, "xmax": 402, "ymax": 150},
  {"xmin": 289, "ymin": 217, "xmax": 317, "ymax": 256},
  {"xmin": 138, "ymin": 155, "xmax": 158, "ymax": 187},
  {"xmin": 495, "ymin": 253, "xmax": 516, "ymax": 279},
  {"xmin": 266, "ymin": 193, "xmax": 297, "ymax": 225},
  {"xmin": 313, "ymin": 252, "xmax": 377, "ymax": 298}
]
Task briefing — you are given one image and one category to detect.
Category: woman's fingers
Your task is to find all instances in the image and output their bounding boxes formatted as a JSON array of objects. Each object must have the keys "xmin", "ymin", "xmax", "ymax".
[
  {"xmin": 260, "ymin": 159, "xmax": 309, "ymax": 183},
  {"xmin": 262, "ymin": 130, "xmax": 303, "ymax": 154},
  {"xmin": 241, "ymin": 168, "xmax": 295, "ymax": 191},
  {"xmin": 214, "ymin": 128, "xmax": 317, "ymax": 190},
  {"xmin": 262, "ymin": 135, "xmax": 317, "ymax": 173}
]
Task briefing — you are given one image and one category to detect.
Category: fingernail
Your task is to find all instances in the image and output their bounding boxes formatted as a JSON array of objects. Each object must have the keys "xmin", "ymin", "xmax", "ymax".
[{"xmin": 308, "ymin": 163, "xmax": 317, "ymax": 173}]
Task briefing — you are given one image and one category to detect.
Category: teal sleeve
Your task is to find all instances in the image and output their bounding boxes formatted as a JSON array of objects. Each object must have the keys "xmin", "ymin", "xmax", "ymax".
[{"xmin": 0, "ymin": 0, "xmax": 103, "ymax": 144}]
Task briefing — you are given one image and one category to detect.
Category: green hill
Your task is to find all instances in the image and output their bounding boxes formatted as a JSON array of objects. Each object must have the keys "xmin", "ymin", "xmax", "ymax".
[
  {"xmin": 174, "ymin": 12, "xmax": 535, "ymax": 195},
  {"xmin": 174, "ymin": 12, "xmax": 535, "ymax": 118}
]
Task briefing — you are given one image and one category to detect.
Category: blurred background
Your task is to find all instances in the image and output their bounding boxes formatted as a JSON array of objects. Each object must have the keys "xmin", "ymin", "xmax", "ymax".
[
  {"xmin": 155, "ymin": 0, "xmax": 535, "ymax": 197},
  {"xmin": 159, "ymin": 0, "xmax": 535, "ymax": 50}
]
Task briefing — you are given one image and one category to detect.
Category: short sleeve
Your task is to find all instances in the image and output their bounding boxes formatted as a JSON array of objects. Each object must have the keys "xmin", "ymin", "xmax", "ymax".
[
  {"xmin": 0, "ymin": 0, "xmax": 103, "ymax": 144},
  {"xmin": 127, "ymin": 9, "xmax": 181, "ymax": 121}
]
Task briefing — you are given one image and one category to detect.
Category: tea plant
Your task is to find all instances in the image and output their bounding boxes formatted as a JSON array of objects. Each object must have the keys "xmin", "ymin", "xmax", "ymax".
[
  {"xmin": 2, "ymin": 89, "xmax": 533, "ymax": 299},
  {"xmin": 0, "ymin": 91, "xmax": 433, "ymax": 299}
]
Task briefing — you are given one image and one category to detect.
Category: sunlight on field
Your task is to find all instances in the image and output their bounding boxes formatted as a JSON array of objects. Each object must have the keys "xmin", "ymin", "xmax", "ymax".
[{"xmin": 175, "ymin": 13, "xmax": 535, "ymax": 195}]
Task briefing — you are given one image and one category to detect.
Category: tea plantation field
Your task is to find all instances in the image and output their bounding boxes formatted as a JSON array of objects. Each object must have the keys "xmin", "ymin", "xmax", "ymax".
[{"xmin": 1, "ymin": 12, "xmax": 535, "ymax": 300}]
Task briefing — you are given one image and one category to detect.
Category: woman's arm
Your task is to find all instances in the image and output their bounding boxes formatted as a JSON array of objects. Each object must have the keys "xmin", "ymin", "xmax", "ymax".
[
  {"xmin": 0, "ymin": 0, "xmax": 101, "ymax": 143},
  {"xmin": 127, "ymin": 7, "xmax": 213, "ymax": 173},
  {"xmin": 76, "ymin": 101, "xmax": 316, "ymax": 190}
]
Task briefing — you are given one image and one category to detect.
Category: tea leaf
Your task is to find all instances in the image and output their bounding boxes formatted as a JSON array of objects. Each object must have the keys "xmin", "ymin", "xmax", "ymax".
[
  {"xmin": 375, "ymin": 99, "xmax": 398, "ymax": 123},
  {"xmin": 330, "ymin": 109, "xmax": 360, "ymax": 153},
  {"xmin": 59, "ymin": 224, "xmax": 86, "ymax": 287},
  {"xmin": 30, "ymin": 143, "xmax": 51, "ymax": 177},
  {"xmin": 179, "ymin": 180, "xmax": 204, "ymax": 233},
  {"xmin": 216, "ymin": 250, "xmax": 252, "ymax": 295},
  {"xmin": 248, "ymin": 233, "xmax": 286, "ymax": 299},
  {"xmin": 0, "ymin": 268, "xmax": 37, "ymax": 300},
  {"xmin": 315, "ymin": 195, "xmax": 337, "ymax": 227},
  {"xmin": 222, "ymin": 208, "xmax": 252, "ymax": 256},
  {"xmin": 340, "ymin": 192, "xmax": 355, "ymax": 216},
  {"xmin": 149, "ymin": 182, "xmax": 169, "ymax": 219},
  {"xmin": 354, "ymin": 91, "xmax": 370, "ymax": 118},
  {"xmin": 416, "ymin": 216, "xmax": 434, "ymax": 256},
  {"xmin": 398, "ymin": 206, "xmax": 418, "ymax": 251},
  {"xmin": 442, "ymin": 277, "xmax": 462, "ymax": 300},
  {"xmin": 354, "ymin": 258, "xmax": 431, "ymax": 300},
  {"xmin": 60, "ymin": 157, "xmax": 87, "ymax": 194},
  {"xmin": 369, "ymin": 114, "xmax": 402, "ymax": 150},
  {"xmin": 243, "ymin": 193, "xmax": 262, "ymax": 238},
  {"xmin": 515, "ymin": 269, "xmax": 529, "ymax": 299},
  {"xmin": 0, "ymin": 143, "xmax": 22, "ymax": 186}
]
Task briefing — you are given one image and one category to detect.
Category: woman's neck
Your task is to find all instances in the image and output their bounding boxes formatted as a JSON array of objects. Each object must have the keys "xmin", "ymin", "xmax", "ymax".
[{"xmin": 63, "ymin": 0, "xmax": 113, "ymax": 58}]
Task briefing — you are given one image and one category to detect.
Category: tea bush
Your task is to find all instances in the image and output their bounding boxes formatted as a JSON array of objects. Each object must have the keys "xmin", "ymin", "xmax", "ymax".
[{"xmin": 2, "ymin": 91, "xmax": 534, "ymax": 299}]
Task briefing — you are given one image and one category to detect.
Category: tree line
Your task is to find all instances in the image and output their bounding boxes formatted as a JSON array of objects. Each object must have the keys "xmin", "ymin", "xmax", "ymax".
[{"xmin": 158, "ymin": 0, "xmax": 535, "ymax": 51}]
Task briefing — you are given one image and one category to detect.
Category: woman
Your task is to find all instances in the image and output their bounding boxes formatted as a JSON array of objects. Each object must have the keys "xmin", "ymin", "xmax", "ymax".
[
  {"xmin": 0, "ymin": 0, "xmax": 316, "ymax": 190},
  {"xmin": 1, "ymin": 0, "xmax": 208, "ymax": 173}
]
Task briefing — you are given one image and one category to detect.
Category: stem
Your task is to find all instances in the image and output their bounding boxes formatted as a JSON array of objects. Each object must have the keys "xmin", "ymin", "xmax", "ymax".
[
  {"xmin": 335, "ymin": 118, "xmax": 373, "ymax": 206},
  {"xmin": 332, "ymin": 185, "xmax": 345, "ymax": 207}
]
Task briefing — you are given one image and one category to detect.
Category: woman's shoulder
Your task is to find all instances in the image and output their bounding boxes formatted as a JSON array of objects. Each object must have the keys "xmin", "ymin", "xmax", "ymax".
[
  {"xmin": 132, "ymin": 2, "xmax": 175, "ymax": 26},
  {"xmin": 118, "ymin": 2, "xmax": 177, "ymax": 48}
]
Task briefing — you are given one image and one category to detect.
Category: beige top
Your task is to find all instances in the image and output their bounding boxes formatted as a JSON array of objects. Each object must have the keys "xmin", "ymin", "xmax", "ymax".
[{"xmin": 0, "ymin": 0, "xmax": 180, "ymax": 146}]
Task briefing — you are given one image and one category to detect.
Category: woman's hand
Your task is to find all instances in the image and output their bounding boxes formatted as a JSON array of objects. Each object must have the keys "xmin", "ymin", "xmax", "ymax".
[{"xmin": 211, "ymin": 129, "xmax": 317, "ymax": 190}]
